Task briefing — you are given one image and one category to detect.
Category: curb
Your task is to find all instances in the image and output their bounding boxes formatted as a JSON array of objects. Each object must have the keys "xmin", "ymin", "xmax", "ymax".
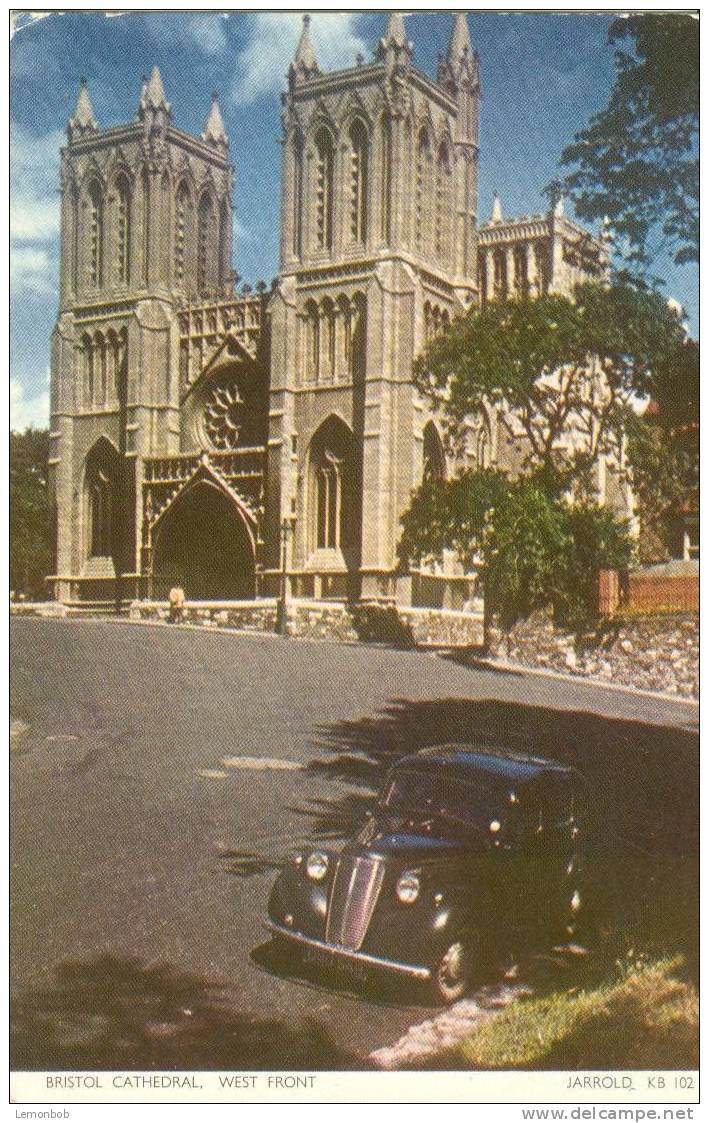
[
  {"xmin": 465, "ymin": 655, "xmax": 698, "ymax": 708},
  {"xmin": 14, "ymin": 611, "xmax": 698, "ymax": 709}
]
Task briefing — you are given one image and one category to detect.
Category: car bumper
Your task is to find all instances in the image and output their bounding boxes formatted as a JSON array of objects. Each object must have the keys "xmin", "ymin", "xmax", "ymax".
[{"xmin": 265, "ymin": 919, "xmax": 432, "ymax": 980}]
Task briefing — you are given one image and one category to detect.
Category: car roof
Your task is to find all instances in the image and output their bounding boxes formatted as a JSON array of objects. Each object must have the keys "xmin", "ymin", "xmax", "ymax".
[{"xmin": 393, "ymin": 744, "xmax": 574, "ymax": 786}]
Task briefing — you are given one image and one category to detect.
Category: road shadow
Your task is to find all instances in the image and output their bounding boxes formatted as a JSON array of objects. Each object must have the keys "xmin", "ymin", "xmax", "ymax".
[
  {"xmin": 299, "ymin": 697, "xmax": 698, "ymax": 855},
  {"xmin": 287, "ymin": 697, "xmax": 698, "ymax": 982},
  {"xmin": 10, "ymin": 955, "xmax": 361, "ymax": 1071}
]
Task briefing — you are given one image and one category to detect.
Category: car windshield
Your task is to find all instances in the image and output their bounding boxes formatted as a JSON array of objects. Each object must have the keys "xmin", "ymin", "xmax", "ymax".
[{"xmin": 379, "ymin": 768, "xmax": 505, "ymax": 833}]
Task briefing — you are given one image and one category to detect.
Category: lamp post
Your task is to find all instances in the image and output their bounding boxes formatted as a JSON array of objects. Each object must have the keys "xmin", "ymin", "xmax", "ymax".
[{"xmin": 276, "ymin": 511, "xmax": 296, "ymax": 636}]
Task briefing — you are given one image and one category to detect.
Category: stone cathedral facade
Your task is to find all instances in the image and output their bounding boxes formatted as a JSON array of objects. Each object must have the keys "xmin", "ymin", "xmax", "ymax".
[{"xmin": 48, "ymin": 13, "xmax": 614, "ymax": 608}]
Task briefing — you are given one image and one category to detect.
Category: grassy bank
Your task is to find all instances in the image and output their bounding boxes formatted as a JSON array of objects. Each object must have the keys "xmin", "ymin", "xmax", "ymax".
[{"xmin": 430, "ymin": 958, "xmax": 697, "ymax": 1070}]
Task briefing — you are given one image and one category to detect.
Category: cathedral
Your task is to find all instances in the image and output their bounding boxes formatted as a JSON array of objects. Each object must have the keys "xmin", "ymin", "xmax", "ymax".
[{"xmin": 48, "ymin": 12, "xmax": 615, "ymax": 610}]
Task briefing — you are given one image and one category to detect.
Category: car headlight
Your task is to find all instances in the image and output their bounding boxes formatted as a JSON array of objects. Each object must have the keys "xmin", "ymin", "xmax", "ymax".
[
  {"xmin": 396, "ymin": 870, "xmax": 420, "ymax": 904},
  {"xmin": 305, "ymin": 851, "xmax": 329, "ymax": 881}
]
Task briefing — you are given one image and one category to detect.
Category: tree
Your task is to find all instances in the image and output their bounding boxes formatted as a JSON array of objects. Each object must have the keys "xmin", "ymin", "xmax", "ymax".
[
  {"xmin": 413, "ymin": 280, "xmax": 686, "ymax": 496},
  {"xmin": 557, "ymin": 14, "xmax": 698, "ymax": 270},
  {"xmin": 10, "ymin": 427, "xmax": 53, "ymax": 600},
  {"xmin": 398, "ymin": 473, "xmax": 634, "ymax": 639},
  {"xmin": 625, "ymin": 337, "xmax": 699, "ymax": 561}
]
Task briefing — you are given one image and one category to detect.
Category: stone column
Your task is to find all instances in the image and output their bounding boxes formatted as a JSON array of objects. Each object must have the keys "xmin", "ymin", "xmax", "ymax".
[
  {"xmin": 526, "ymin": 240, "xmax": 537, "ymax": 295},
  {"xmin": 505, "ymin": 245, "xmax": 515, "ymax": 299}
]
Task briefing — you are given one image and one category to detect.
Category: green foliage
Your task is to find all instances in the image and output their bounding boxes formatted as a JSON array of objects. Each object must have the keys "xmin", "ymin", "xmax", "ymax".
[
  {"xmin": 623, "ymin": 338, "xmax": 698, "ymax": 561},
  {"xmin": 554, "ymin": 503, "xmax": 635, "ymax": 631},
  {"xmin": 483, "ymin": 482, "xmax": 569, "ymax": 632},
  {"xmin": 558, "ymin": 14, "xmax": 698, "ymax": 269},
  {"xmin": 399, "ymin": 470, "xmax": 635, "ymax": 635},
  {"xmin": 10, "ymin": 427, "xmax": 53, "ymax": 600},
  {"xmin": 413, "ymin": 281, "xmax": 685, "ymax": 495},
  {"xmin": 398, "ymin": 468, "xmax": 509, "ymax": 572}
]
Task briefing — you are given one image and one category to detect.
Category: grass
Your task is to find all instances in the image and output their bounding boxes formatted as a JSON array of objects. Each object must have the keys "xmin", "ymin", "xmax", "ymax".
[{"xmin": 431, "ymin": 958, "xmax": 697, "ymax": 1070}]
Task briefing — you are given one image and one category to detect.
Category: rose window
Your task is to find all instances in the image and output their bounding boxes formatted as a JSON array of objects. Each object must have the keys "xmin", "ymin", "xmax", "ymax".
[{"xmin": 203, "ymin": 381, "xmax": 244, "ymax": 450}]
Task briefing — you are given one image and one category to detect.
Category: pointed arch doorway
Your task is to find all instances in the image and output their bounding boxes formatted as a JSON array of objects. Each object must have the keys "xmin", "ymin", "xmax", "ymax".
[{"xmin": 152, "ymin": 479, "xmax": 256, "ymax": 601}]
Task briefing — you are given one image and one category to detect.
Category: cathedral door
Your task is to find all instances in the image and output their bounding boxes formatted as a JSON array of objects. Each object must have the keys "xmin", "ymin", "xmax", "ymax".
[{"xmin": 152, "ymin": 481, "xmax": 255, "ymax": 601}]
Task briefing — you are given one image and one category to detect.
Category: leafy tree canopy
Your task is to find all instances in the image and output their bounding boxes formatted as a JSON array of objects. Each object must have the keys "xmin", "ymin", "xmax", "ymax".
[
  {"xmin": 557, "ymin": 13, "xmax": 698, "ymax": 269},
  {"xmin": 413, "ymin": 281, "xmax": 686, "ymax": 494},
  {"xmin": 10, "ymin": 427, "xmax": 53, "ymax": 600}
]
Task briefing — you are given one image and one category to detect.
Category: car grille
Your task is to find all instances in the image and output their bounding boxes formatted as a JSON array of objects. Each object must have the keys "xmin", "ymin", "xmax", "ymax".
[{"xmin": 325, "ymin": 855, "xmax": 385, "ymax": 951}]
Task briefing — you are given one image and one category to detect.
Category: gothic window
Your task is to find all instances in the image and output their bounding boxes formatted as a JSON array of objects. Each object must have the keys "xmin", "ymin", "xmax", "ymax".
[
  {"xmin": 141, "ymin": 168, "xmax": 150, "ymax": 286},
  {"xmin": 293, "ymin": 132, "xmax": 304, "ymax": 258},
  {"xmin": 115, "ymin": 174, "xmax": 131, "ymax": 285},
  {"xmin": 468, "ymin": 411, "xmax": 492, "ymax": 468},
  {"xmin": 349, "ymin": 120, "xmax": 368, "ymax": 244},
  {"xmin": 95, "ymin": 332, "xmax": 107, "ymax": 406},
  {"xmin": 174, "ymin": 180, "xmax": 190, "ymax": 285},
  {"xmin": 84, "ymin": 439, "xmax": 119, "ymax": 560},
  {"xmin": 71, "ymin": 185, "xmax": 80, "ymax": 293},
  {"xmin": 415, "ymin": 128, "xmax": 431, "ymax": 252},
  {"xmin": 81, "ymin": 333, "xmax": 94, "ymax": 406},
  {"xmin": 351, "ymin": 292, "xmax": 367, "ymax": 381},
  {"xmin": 379, "ymin": 114, "xmax": 392, "ymax": 244},
  {"xmin": 219, "ymin": 198, "xmax": 230, "ymax": 287},
  {"xmin": 106, "ymin": 330, "xmax": 118, "ymax": 401},
  {"xmin": 535, "ymin": 240, "xmax": 550, "ymax": 294},
  {"xmin": 435, "ymin": 142, "xmax": 451, "ymax": 262},
  {"xmin": 423, "ymin": 421, "xmax": 446, "ymax": 482},
  {"xmin": 314, "ymin": 128, "xmax": 334, "ymax": 251},
  {"xmin": 320, "ymin": 297, "xmax": 336, "ymax": 380},
  {"xmin": 309, "ymin": 416, "xmax": 356, "ymax": 553},
  {"xmin": 337, "ymin": 294, "xmax": 352, "ymax": 376},
  {"xmin": 197, "ymin": 191, "xmax": 215, "ymax": 293},
  {"xmin": 90, "ymin": 471, "xmax": 112, "ymax": 557},
  {"xmin": 514, "ymin": 244, "xmax": 528, "ymax": 295},
  {"xmin": 493, "ymin": 249, "xmax": 507, "ymax": 297},
  {"xmin": 316, "ymin": 455, "xmax": 341, "ymax": 549},
  {"xmin": 87, "ymin": 179, "xmax": 103, "ymax": 287},
  {"xmin": 304, "ymin": 299, "xmax": 320, "ymax": 380},
  {"xmin": 203, "ymin": 380, "xmax": 244, "ymax": 450}
]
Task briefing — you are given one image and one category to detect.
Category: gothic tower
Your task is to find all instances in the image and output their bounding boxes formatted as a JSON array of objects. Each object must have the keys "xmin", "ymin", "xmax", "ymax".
[
  {"xmin": 49, "ymin": 71, "xmax": 233, "ymax": 602},
  {"xmin": 266, "ymin": 12, "xmax": 481, "ymax": 604}
]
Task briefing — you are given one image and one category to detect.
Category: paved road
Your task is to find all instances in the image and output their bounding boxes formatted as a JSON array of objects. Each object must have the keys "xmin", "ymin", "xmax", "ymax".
[{"xmin": 10, "ymin": 618, "xmax": 697, "ymax": 1070}]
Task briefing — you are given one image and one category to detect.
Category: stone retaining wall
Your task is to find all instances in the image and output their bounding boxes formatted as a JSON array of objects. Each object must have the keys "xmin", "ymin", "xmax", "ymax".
[
  {"xmin": 127, "ymin": 598, "xmax": 484, "ymax": 647},
  {"xmin": 488, "ymin": 611, "xmax": 698, "ymax": 699}
]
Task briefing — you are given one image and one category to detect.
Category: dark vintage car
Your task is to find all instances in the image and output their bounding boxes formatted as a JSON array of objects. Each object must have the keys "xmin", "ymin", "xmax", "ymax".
[{"xmin": 266, "ymin": 744, "xmax": 586, "ymax": 1003}]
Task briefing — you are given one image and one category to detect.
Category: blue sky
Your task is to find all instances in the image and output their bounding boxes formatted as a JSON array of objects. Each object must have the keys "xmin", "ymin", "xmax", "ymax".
[{"xmin": 10, "ymin": 10, "xmax": 698, "ymax": 430}]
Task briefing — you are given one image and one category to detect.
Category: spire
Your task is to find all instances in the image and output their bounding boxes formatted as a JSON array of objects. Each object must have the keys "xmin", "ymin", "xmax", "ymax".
[
  {"xmin": 290, "ymin": 14, "xmax": 319, "ymax": 84},
  {"xmin": 553, "ymin": 194, "xmax": 565, "ymax": 218},
  {"xmin": 491, "ymin": 194, "xmax": 503, "ymax": 224},
  {"xmin": 145, "ymin": 65, "xmax": 169, "ymax": 110},
  {"xmin": 138, "ymin": 65, "xmax": 171, "ymax": 128},
  {"xmin": 448, "ymin": 12, "xmax": 473, "ymax": 66},
  {"xmin": 202, "ymin": 92, "xmax": 228, "ymax": 148},
  {"xmin": 382, "ymin": 12, "xmax": 408, "ymax": 48},
  {"xmin": 375, "ymin": 12, "xmax": 413, "ymax": 65},
  {"xmin": 68, "ymin": 77, "xmax": 98, "ymax": 140}
]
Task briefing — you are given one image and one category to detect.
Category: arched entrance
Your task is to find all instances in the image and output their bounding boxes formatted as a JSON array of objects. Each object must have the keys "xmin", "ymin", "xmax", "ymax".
[{"xmin": 152, "ymin": 480, "xmax": 255, "ymax": 600}]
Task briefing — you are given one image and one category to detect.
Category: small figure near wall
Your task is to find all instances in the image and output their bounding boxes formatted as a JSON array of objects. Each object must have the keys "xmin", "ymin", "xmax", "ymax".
[{"xmin": 168, "ymin": 585, "xmax": 185, "ymax": 624}]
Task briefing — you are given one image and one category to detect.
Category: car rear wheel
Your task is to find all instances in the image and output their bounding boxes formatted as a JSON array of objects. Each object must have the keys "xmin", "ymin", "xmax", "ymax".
[{"xmin": 431, "ymin": 939, "xmax": 472, "ymax": 1005}]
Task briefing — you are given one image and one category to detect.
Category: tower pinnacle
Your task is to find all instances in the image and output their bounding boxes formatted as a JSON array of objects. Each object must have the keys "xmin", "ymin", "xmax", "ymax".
[
  {"xmin": 202, "ymin": 91, "xmax": 228, "ymax": 148},
  {"xmin": 68, "ymin": 77, "xmax": 98, "ymax": 140},
  {"xmin": 138, "ymin": 64, "xmax": 172, "ymax": 129},
  {"xmin": 290, "ymin": 14, "xmax": 319, "ymax": 84},
  {"xmin": 375, "ymin": 12, "xmax": 413, "ymax": 65},
  {"xmin": 448, "ymin": 12, "xmax": 473, "ymax": 67}
]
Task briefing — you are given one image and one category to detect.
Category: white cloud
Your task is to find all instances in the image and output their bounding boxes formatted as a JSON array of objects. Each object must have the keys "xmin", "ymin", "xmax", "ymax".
[
  {"xmin": 11, "ymin": 121, "xmax": 62, "ymax": 271},
  {"xmin": 11, "ymin": 195, "xmax": 60, "ymax": 242},
  {"xmin": 10, "ymin": 376, "xmax": 50, "ymax": 432},
  {"xmin": 143, "ymin": 12, "xmax": 229, "ymax": 56},
  {"xmin": 11, "ymin": 247, "xmax": 55, "ymax": 295},
  {"xmin": 232, "ymin": 13, "xmax": 368, "ymax": 105}
]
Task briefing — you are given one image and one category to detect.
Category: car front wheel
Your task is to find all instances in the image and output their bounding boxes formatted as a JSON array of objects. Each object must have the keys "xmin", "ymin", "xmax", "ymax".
[{"xmin": 430, "ymin": 939, "xmax": 472, "ymax": 1004}]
